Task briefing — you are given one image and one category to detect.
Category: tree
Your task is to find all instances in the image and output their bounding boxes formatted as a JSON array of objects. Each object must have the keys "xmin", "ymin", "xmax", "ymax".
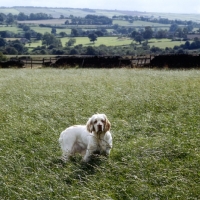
[
  {"xmin": 69, "ymin": 48, "xmax": 79, "ymax": 55},
  {"xmin": 187, "ymin": 24, "xmax": 194, "ymax": 32},
  {"xmin": 143, "ymin": 26, "xmax": 153, "ymax": 41},
  {"xmin": 24, "ymin": 31, "xmax": 31, "ymax": 40},
  {"xmin": 71, "ymin": 28, "xmax": 78, "ymax": 37},
  {"xmin": 66, "ymin": 38, "xmax": 76, "ymax": 47},
  {"xmin": 155, "ymin": 29, "xmax": 167, "ymax": 39},
  {"xmin": 134, "ymin": 34, "xmax": 143, "ymax": 44},
  {"xmin": 6, "ymin": 13, "xmax": 15, "ymax": 25},
  {"xmin": 88, "ymin": 33, "xmax": 98, "ymax": 43},
  {"xmin": 130, "ymin": 30, "xmax": 138, "ymax": 39},
  {"xmin": 36, "ymin": 33, "xmax": 43, "ymax": 40},
  {"xmin": 86, "ymin": 46, "xmax": 96, "ymax": 55},
  {"xmin": 23, "ymin": 25, "xmax": 30, "ymax": 31},
  {"xmin": 42, "ymin": 32, "xmax": 55, "ymax": 46},
  {"xmin": 184, "ymin": 41, "xmax": 190, "ymax": 49},
  {"xmin": 65, "ymin": 20, "xmax": 69, "ymax": 25},
  {"xmin": 176, "ymin": 27, "xmax": 184, "ymax": 38},
  {"xmin": 0, "ymin": 37, "xmax": 6, "ymax": 47},
  {"xmin": 59, "ymin": 32, "xmax": 67, "ymax": 37},
  {"xmin": 0, "ymin": 13, "xmax": 5, "ymax": 23},
  {"xmin": 13, "ymin": 42, "xmax": 24, "ymax": 54},
  {"xmin": 5, "ymin": 46, "xmax": 18, "ymax": 55},
  {"xmin": 42, "ymin": 32, "xmax": 62, "ymax": 48},
  {"xmin": 169, "ymin": 23, "xmax": 178, "ymax": 32},
  {"xmin": 51, "ymin": 28, "xmax": 56, "ymax": 35},
  {"xmin": 60, "ymin": 15, "xmax": 65, "ymax": 19},
  {"xmin": 95, "ymin": 30, "xmax": 104, "ymax": 37},
  {"xmin": 17, "ymin": 12, "xmax": 28, "ymax": 21}
]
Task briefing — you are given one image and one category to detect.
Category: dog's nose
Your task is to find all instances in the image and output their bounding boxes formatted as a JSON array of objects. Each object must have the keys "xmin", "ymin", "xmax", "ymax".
[{"xmin": 97, "ymin": 125, "xmax": 102, "ymax": 131}]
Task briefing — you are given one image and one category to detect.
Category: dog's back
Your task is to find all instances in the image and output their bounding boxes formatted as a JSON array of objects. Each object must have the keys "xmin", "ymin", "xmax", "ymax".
[{"xmin": 59, "ymin": 125, "xmax": 90, "ymax": 158}]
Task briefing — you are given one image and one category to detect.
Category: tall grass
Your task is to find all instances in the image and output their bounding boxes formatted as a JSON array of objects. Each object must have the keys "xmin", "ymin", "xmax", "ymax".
[{"xmin": 0, "ymin": 68, "xmax": 200, "ymax": 199}]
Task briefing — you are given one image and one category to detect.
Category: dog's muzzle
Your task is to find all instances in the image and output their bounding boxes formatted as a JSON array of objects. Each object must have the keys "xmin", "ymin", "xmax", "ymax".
[{"xmin": 97, "ymin": 125, "xmax": 103, "ymax": 132}]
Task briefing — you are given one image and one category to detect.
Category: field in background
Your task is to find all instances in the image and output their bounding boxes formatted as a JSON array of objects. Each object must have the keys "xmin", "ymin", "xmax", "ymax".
[
  {"xmin": 0, "ymin": 7, "xmax": 124, "ymax": 18},
  {"xmin": 25, "ymin": 37, "xmax": 185, "ymax": 48},
  {"xmin": 1, "ymin": 7, "xmax": 200, "ymax": 22},
  {"xmin": 0, "ymin": 68, "xmax": 200, "ymax": 199}
]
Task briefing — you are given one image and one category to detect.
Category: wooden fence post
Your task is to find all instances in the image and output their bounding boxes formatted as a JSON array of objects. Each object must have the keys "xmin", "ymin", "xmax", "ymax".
[{"xmin": 81, "ymin": 59, "xmax": 84, "ymax": 68}]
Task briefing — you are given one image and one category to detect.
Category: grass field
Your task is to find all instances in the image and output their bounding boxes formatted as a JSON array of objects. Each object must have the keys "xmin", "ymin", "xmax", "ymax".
[
  {"xmin": 148, "ymin": 38, "xmax": 186, "ymax": 48},
  {"xmin": 26, "ymin": 37, "xmax": 133, "ymax": 48},
  {"xmin": 0, "ymin": 68, "xmax": 200, "ymax": 199},
  {"xmin": 0, "ymin": 26, "xmax": 23, "ymax": 34},
  {"xmin": 1, "ymin": 7, "xmax": 200, "ymax": 22},
  {"xmin": 26, "ymin": 37, "xmax": 186, "ymax": 49},
  {"xmin": 113, "ymin": 19, "xmax": 170, "ymax": 29},
  {"xmin": 61, "ymin": 36, "xmax": 133, "ymax": 47},
  {"xmin": 30, "ymin": 26, "xmax": 71, "ymax": 35},
  {"xmin": 18, "ymin": 19, "xmax": 67, "ymax": 25}
]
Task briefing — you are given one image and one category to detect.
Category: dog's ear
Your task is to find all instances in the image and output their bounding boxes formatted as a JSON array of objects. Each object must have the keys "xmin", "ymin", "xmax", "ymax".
[
  {"xmin": 86, "ymin": 117, "xmax": 94, "ymax": 133},
  {"xmin": 104, "ymin": 115, "xmax": 111, "ymax": 132}
]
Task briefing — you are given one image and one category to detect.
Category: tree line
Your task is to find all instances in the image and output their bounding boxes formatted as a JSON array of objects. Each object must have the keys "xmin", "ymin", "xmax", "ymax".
[
  {"xmin": 0, "ymin": 12, "xmax": 53, "ymax": 25},
  {"xmin": 0, "ymin": 11, "xmax": 200, "ymax": 57},
  {"xmin": 65, "ymin": 15, "xmax": 112, "ymax": 25}
]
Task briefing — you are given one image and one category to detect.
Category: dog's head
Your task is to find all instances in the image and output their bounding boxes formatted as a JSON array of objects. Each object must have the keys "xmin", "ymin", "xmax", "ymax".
[{"xmin": 86, "ymin": 114, "xmax": 111, "ymax": 134}]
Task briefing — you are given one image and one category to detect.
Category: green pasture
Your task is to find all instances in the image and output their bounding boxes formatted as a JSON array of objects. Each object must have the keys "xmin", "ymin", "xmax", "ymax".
[
  {"xmin": 61, "ymin": 36, "xmax": 133, "ymax": 47},
  {"xmin": 18, "ymin": 19, "xmax": 67, "ymax": 25},
  {"xmin": 0, "ymin": 7, "xmax": 123, "ymax": 18},
  {"xmin": 0, "ymin": 26, "xmax": 23, "ymax": 34},
  {"xmin": 26, "ymin": 37, "xmax": 133, "ymax": 48},
  {"xmin": 27, "ymin": 37, "xmax": 185, "ymax": 49},
  {"xmin": 147, "ymin": 12, "xmax": 200, "ymax": 23},
  {"xmin": 1, "ymin": 7, "xmax": 200, "ymax": 22},
  {"xmin": 0, "ymin": 68, "xmax": 199, "ymax": 199},
  {"xmin": 0, "ymin": 8, "xmax": 19, "ymax": 15},
  {"xmin": 30, "ymin": 27, "xmax": 71, "ymax": 35},
  {"xmin": 148, "ymin": 38, "xmax": 186, "ymax": 48},
  {"xmin": 13, "ymin": 7, "xmax": 62, "ymax": 18},
  {"xmin": 113, "ymin": 19, "xmax": 170, "ymax": 29}
]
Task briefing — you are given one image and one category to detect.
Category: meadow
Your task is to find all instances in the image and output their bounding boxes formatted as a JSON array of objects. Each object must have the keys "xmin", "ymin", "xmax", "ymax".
[
  {"xmin": 0, "ymin": 68, "xmax": 200, "ymax": 199},
  {"xmin": 26, "ymin": 37, "xmax": 186, "ymax": 49},
  {"xmin": 1, "ymin": 7, "xmax": 200, "ymax": 22}
]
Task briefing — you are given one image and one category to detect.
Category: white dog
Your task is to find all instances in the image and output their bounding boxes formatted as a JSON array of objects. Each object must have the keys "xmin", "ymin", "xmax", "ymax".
[{"xmin": 59, "ymin": 114, "xmax": 112, "ymax": 162}]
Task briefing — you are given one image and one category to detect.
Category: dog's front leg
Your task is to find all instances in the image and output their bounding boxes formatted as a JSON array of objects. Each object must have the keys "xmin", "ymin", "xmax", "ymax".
[
  {"xmin": 83, "ymin": 137, "xmax": 97, "ymax": 162},
  {"xmin": 83, "ymin": 148, "xmax": 92, "ymax": 162}
]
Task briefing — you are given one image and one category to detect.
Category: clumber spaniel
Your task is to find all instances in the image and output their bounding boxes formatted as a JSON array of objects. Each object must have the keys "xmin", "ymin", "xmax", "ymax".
[{"xmin": 59, "ymin": 114, "xmax": 112, "ymax": 162}]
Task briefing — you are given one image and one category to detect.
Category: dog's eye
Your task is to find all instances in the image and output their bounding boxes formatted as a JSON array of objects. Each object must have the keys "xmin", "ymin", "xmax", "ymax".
[
  {"xmin": 101, "ymin": 120, "xmax": 105, "ymax": 123},
  {"xmin": 94, "ymin": 120, "xmax": 97, "ymax": 124}
]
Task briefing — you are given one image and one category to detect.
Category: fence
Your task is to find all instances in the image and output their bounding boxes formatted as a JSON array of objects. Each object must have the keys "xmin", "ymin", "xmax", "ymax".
[
  {"xmin": 21, "ymin": 57, "xmax": 58, "ymax": 68},
  {"xmin": 6, "ymin": 54, "xmax": 200, "ymax": 68},
  {"xmin": 16, "ymin": 55, "xmax": 154, "ymax": 68}
]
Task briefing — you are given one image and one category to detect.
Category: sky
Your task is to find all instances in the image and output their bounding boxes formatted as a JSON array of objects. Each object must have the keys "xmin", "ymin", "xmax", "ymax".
[{"xmin": 1, "ymin": 0, "xmax": 200, "ymax": 14}]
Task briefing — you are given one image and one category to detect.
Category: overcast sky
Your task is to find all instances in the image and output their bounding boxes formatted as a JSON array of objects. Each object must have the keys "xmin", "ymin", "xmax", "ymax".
[{"xmin": 1, "ymin": 0, "xmax": 200, "ymax": 14}]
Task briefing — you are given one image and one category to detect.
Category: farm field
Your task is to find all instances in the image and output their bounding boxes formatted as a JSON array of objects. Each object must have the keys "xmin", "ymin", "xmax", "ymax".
[
  {"xmin": 1, "ymin": 7, "xmax": 200, "ymax": 22},
  {"xmin": 146, "ymin": 12, "xmax": 200, "ymax": 23},
  {"xmin": 0, "ymin": 68, "xmax": 200, "ymax": 199},
  {"xmin": 148, "ymin": 38, "xmax": 186, "ymax": 48},
  {"xmin": 17, "ymin": 19, "xmax": 67, "ymax": 25},
  {"xmin": 30, "ymin": 26, "xmax": 72, "ymax": 35},
  {"xmin": 113, "ymin": 19, "xmax": 170, "ymax": 29},
  {"xmin": 0, "ymin": 26, "xmax": 23, "ymax": 34},
  {"xmin": 18, "ymin": 19, "xmax": 171, "ymax": 28},
  {"xmin": 26, "ymin": 37, "xmax": 133, "ymax": 48},
  {"xmin": 26, "ymin": 37, "xmax": 186, "ymax": 49}
]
